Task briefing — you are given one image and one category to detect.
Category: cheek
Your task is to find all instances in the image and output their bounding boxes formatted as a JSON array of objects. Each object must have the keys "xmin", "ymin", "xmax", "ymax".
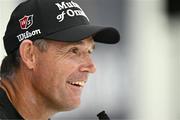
[
  {"xmin": 32, "ymin": 54, "xmax": 84, "ymax": 110},
  {"xmin": 33, "ymin": 57, "xmax": 79, "ymax": 89},
  {"xmin": 32, "ymin": 56, "xmax": 59, "ymax": 89},
  {"xmin": 57, "ymin": 56, "xmax": 81, "ymax": 75}
]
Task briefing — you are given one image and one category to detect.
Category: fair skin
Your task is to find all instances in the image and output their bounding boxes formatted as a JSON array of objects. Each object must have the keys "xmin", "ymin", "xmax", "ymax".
[{"xmin": 0, "ymin": 37, "xmax": 96, "ymax": 120}]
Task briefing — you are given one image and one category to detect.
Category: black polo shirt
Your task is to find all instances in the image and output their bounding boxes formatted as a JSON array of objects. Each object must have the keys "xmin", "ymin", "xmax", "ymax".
[{"xmin": 0, "ymin": 88, "xmax": 23, "ymax": 119}]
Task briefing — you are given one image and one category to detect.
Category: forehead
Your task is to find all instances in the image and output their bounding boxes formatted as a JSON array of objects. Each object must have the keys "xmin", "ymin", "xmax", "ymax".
[{"xmin": 47, "ymin": 37, "xmax": 95, "ymax": 48}]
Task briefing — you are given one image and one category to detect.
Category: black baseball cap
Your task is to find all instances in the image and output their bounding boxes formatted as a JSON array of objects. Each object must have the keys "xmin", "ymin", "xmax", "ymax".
[{"xmin": 3, "ymin": 0, "xmax": 120, "ymax": 55}]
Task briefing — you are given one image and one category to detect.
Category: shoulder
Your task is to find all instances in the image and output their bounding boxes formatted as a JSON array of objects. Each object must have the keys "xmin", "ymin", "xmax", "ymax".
[
  {"xmin": 0, "ymin": 88, "xmax": 8, "ymax": 119},
  {"xmin": 0, "ymin": 95, "xmax": 9, "ymax": 119},
  {"xmin": 0, "ymin": 109, "xmax": 8, "ymax": 119},
  {"xmin": 0, "ymin": 88, "xmax": 23, "ymax": 119}
]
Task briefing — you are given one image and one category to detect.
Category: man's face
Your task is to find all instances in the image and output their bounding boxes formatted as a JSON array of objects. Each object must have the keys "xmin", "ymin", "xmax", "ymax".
[{"xmin": 31, "ymin": 37, "xmax": 96, "ymax": 111}]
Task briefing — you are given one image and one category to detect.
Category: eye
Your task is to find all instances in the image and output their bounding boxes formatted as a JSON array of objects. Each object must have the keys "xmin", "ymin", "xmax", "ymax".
[
  {"xmin": 69, "ymin": 47, "xmax": 80, "ymax": 55},
  {"xmin": 88, "ymin": 49, "xmax": 93, "ymax": 54}
]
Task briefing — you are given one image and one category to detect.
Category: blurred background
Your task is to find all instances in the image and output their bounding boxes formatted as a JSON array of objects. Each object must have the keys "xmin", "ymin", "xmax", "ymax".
[{"xmin": 0, "ymin": 0, "xmax": 179, "ymax": 120}]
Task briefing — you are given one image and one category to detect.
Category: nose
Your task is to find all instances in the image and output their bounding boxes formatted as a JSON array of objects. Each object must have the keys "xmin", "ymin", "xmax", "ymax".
[{"xmin": 79, "ymin": 57, "xmax": 96, "ymax": 73}]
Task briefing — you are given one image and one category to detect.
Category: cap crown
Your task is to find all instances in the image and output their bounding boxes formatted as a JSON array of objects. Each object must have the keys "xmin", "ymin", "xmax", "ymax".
[{"xmin": 3, "ymin": 0, "xmax": 89, "ymax": 55}]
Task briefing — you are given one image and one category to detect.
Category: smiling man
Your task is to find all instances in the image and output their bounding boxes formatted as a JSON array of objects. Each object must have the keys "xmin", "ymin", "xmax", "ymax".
[{"xmin": 0, "ymin": 0, "xmax": 120, "ymax": 119}]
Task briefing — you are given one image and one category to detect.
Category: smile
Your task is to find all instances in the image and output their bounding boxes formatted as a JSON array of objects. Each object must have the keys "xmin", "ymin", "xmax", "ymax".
[{"xmin": 67, "ymin": 81, "xmax": 86, "ymax": 88}]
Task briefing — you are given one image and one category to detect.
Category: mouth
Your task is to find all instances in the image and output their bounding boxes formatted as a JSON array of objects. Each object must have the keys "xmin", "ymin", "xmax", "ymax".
[{"xmin": 67, "ymin": 81, "xmax": 86, "ymax": 88}]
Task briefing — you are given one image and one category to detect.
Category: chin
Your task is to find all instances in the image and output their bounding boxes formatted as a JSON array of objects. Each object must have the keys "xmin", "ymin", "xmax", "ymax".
[
  {"xmin": 58, "ymin": 106, "xmax": 79, "ymax": 112},
  {"xmin": 55, "ymin": 100, "xmax": 81, "ymax": 112},
  {"xmin": 64, "ymin": 102, "xmax": 81, "ymax": 111}
]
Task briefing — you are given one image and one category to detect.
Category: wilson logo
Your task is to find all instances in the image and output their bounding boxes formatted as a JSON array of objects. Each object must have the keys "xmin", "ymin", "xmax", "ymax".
[{"xmin": 19, "ymin": 15, "xmax": 33, "ymax": 30}]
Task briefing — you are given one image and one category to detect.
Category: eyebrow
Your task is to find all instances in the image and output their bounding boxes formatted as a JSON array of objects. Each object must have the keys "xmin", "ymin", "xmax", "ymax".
[{"xmin": 68, "ymin": 40, "xmax": 96, "ymax": 50}]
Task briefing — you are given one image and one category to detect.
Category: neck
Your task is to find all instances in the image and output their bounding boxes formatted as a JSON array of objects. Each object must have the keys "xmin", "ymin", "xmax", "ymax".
[{"xmin": 0, "ymin": 71, "xmax": 56, "ymax": 120}]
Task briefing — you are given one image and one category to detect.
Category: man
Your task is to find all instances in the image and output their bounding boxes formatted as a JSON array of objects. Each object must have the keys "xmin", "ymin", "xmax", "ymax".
[{"xmin": 0, "ymin": 0, "xmax": 120, "ymax": 119}]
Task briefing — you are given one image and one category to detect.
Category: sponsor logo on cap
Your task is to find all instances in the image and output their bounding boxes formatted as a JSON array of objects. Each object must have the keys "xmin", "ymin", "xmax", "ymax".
[
  {"xmin": 55, "ymin": 1, "xmax": 89, "ymax": 22},
  {"xmin": 19, "ymin": 15, "xmax": 33, "ymax": 30},
  {"xmin": 17, "ymin": 15, "xmax": 41, "ymax": 42},
  {"xmin": 16, "ymin": 29, "xmax": 41, "ymax": 42}
]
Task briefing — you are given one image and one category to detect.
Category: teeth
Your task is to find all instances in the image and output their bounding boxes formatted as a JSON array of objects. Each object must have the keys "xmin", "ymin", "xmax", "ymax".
[{"xmin": 68, "ymin": 81, "xmax": 86, "ymax": 87}]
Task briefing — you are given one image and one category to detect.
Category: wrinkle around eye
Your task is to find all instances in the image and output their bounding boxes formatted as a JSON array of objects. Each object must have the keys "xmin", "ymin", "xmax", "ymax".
[{"xmin": 53, "ymin": 46, "xmax": 71, "ymax": 59}]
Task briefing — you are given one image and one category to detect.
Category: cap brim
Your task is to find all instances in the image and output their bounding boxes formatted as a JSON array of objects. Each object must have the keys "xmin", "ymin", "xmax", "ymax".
[{"xmin": 44, "ymin": 24, "xmax": 120, "ymax": 44}]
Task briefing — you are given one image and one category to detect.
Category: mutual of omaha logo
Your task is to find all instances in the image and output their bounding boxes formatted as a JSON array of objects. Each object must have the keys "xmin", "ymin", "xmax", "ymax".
[
  {"xmin": 55, "ymin": 1, "xmax": 89, "ymax": 22},
  {"xmin": 19, "ymin": 15, "xmax": 33, "ymax": 30}
]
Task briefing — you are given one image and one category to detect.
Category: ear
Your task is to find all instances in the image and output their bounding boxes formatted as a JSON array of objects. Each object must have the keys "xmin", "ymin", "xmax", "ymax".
[{"xmin": 19, "ymin": 40, "xmax": 36, "ymax": 69}]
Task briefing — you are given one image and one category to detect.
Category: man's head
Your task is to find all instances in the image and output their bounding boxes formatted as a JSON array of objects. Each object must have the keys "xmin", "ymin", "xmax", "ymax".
[
  {"xmin": 22, "ymin": 36, "xmax": 96, "ymax": 111},
  {"xmin": 0, "ymin": 0, "xmax": 120, "ymax": 115}
]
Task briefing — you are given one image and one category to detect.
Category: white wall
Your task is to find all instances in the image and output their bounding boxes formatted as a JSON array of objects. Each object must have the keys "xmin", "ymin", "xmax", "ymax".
[
  {"xmin": 0, "ymin": 0, "xmax": 15, "ymax": 59},
  {"xmin": 129, "ymin": 0, "xmax": 180, "ymax": 120},
  {"xmin": 169, "ymin": 16, "xmax": 180, "ymax": 120}
]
